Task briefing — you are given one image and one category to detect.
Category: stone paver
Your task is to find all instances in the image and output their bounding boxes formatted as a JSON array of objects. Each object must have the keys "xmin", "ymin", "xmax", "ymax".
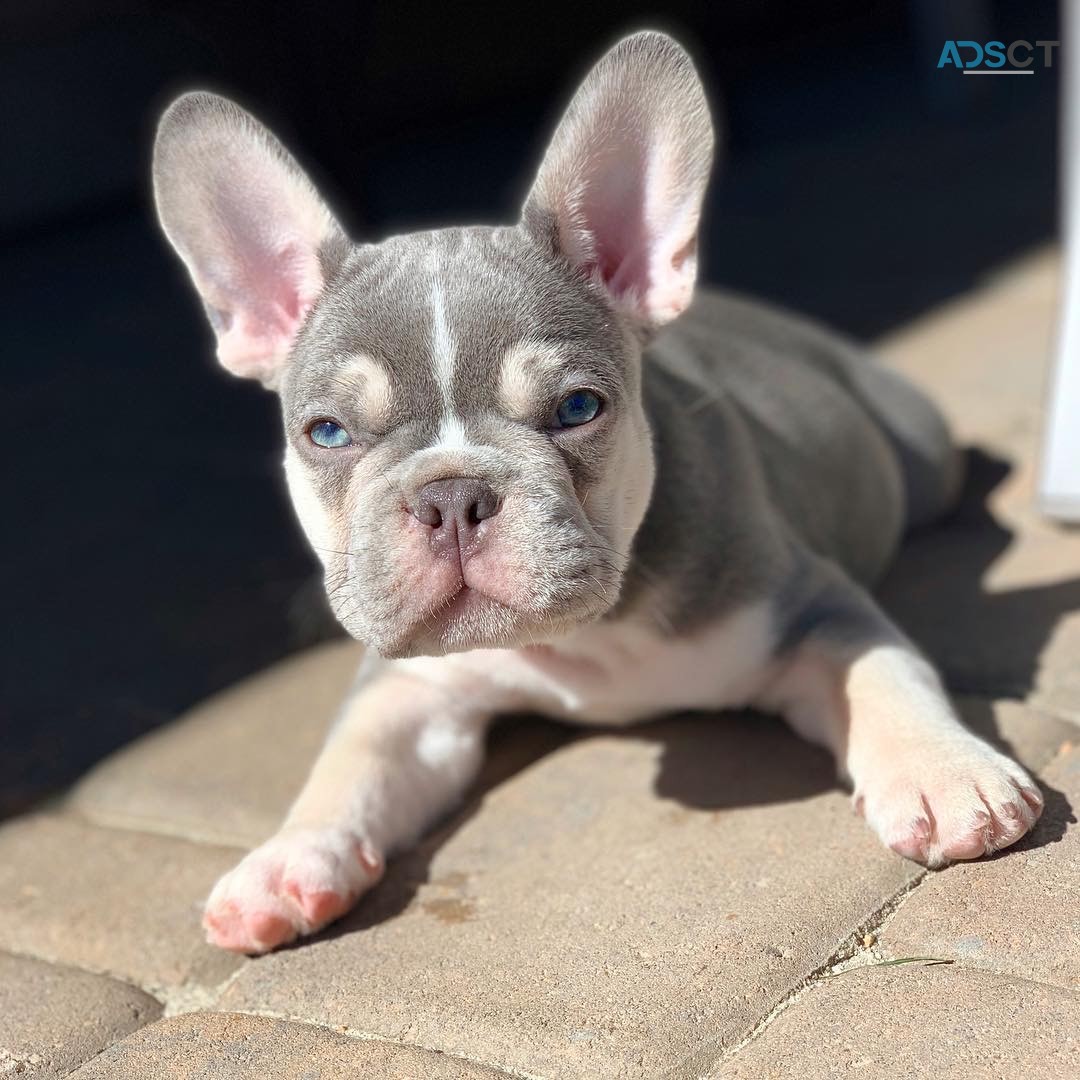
[
  {"xmin": 0, "ymin": 952, "xmax": 161, "ymax": 1078},
  {"xmin": 879, "ymin": 461, "xmax": 1080, "ymax": 716},
  {"xmin": 881, "ymin": 744, "xmax": 1080, "ymax": 991},
  {"xmin": 31, "ymin": 631, "xmax": 1075, "ymax": 1078},
  {"xmin": 188, "ymin": 699, "xmax": 1069, "ymax": 1080},
  {"xmin": 69, "ymin": 1012, "xmax": 509, "ymax": 1079},
  {"xmin": 878, "ymin": 248, "xmax": 1058, "ymax": 460},
  {"xmin": 217, "ymin": 714, "xmax": 922, "ymax": 1078},
  {"xmin": 0, "ymin": 815, "xmax": 243, "ymax": 997},
  {"xmin": 707, "ymin": 963, "xmax": 1080, "ymax": 1080},
  {"xmin": 66, "ymin": 640, "xmax": 364, "ymax": 848}
]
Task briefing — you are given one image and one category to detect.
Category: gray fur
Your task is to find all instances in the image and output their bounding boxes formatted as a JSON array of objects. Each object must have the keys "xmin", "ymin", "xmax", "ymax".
[{"xmin": 152, "ymin": 31, "xmax": 960, "ymax": 662}]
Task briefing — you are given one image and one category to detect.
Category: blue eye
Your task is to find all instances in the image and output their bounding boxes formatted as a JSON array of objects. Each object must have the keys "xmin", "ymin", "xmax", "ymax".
[
  {"xmin": 309, "ymin": 420, "xmax": 352, "ymax": 448},
  {"xmin": 554, "ymin": 389, "xmax": 602, "ymax": 428}
]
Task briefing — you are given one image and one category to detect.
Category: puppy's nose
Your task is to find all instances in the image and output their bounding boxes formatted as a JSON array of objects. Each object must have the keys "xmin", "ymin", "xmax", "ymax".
[{"xmin": 411, "ymin": 478, "xmax": 500, "ymax": 548}]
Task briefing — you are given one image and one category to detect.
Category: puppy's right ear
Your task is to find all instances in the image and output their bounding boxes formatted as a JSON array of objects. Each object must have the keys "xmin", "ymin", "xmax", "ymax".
[{"xmin": 152, "ymin": 93, "xmax": 347, "ymax": 387}]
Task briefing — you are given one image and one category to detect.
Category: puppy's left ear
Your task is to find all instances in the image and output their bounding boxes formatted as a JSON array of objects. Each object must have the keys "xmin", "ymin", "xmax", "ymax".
[{"xmin": 522, "ymin": 31, "xmax": 714, "ymax": 328}]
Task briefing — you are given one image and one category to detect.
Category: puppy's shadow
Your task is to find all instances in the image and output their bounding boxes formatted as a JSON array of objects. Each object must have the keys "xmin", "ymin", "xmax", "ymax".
[
  {"xmin": 879, "ymin": 448, "xmax": 1080, "ymax": 699},
  {"xmin": 318, "ymin": 448, "xmax": 1076, "ymax": 945}
]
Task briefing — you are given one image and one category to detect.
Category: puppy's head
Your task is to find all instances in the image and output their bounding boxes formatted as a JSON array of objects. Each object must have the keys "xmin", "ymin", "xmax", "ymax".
[{"xmin": 153, "ymin": 31, "xmax": 713, "ymax": 657}]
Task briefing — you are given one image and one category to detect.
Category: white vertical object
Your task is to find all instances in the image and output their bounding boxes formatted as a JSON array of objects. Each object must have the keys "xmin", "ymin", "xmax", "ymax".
[{"xmin": 1041, "ymin": 6, "xmax": 1080, "ymax": 520}]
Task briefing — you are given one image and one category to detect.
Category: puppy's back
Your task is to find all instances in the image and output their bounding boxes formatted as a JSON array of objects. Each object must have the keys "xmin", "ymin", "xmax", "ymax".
[{"xmin": 645, "ymin": 289, "xmax": 961, "ymax": 585}]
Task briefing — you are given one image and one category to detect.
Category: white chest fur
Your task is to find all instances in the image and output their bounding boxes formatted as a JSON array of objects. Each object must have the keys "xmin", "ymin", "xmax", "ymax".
[{"xmin": 485, "ymin": 602, "xmax": 776, "ymax": 724}]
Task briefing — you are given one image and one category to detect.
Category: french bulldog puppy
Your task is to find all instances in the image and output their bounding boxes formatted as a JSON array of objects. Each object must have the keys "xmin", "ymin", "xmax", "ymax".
[{"xmin": 153, "ymin": 31, "xmax": 1043, "ymax": 954}]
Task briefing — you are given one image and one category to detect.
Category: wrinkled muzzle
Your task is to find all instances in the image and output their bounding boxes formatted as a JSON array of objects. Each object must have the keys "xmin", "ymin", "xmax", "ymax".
[{"xmin": 319, "ymin": 437, "xmax": 626, "ymax": 658}]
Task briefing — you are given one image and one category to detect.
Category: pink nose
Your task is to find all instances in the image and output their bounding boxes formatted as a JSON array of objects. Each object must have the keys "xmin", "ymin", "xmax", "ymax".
[{"xmin": 411, "ymin": 478, "xmax": 500, "ymax": 552}]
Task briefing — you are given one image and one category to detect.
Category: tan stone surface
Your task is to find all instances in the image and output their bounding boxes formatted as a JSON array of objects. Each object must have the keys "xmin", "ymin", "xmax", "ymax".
[
  {"xmin": 66, "ymin": 639, "xmax": 365, "ymax": 848},
  {"xmin": 69, "ymin": 1012, "xmax": 509, "ymax": 1079},
  {"xmin": 218, "ymin": 714, "xmax": 921, "ymax": 1078},
  {"xmin": 41, "ymin": 636, "xmax": 1072, "ymax": 1074},
  {"xmin": 878, "ymin": 248, "xmax": 1058, "ymax": 459},
  {"xmin": 0, "ymin": 952, "xmax": 161, "ymax": 1078},
  {"xmin": 708, "ymin": 964, "xmax": 1080, "ymax": 1079},
  {"xmin": 881, "ymin": 745, "xmax": 1080, "ymax": 991},
  {"xmin": 0, "ymin": 815, "xmax": 243, "ymax": 996},
  {"xmin": 875, "ymin": 249, "xmax": 1080, "ymax": 719},
  {"xmin": 878, "ymin": 451, "xmax": 1080, "ymax": 715}
]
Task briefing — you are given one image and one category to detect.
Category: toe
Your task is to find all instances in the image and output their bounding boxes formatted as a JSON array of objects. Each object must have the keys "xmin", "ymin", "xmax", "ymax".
[
  {"xmin": 886, "ymin": 819, "xmax": 932, "ymax": 864},
  {"xmin": 860, "ymin": 785, "xmax": 934, "ymax": 865},
  {"xmin": 205, "ymin": 903, "xmax": 260, "ymax": 953},
  {"xmin": 1020, "ymin": 785, "xmax": 1045, "ymax": 817},
  {"xmin": 202, "ymin": 905, "xmax": 239, "ymax": 950},
  {"xmin": 204, "ymin": 901, "xmax": 296, "ymax": 954},
  {"xmin": 282, "ymin": 879, "xmax": 352, "ymax": 928},
  {"xmin": 244, "ymin": 910, "xmax": 296, "ymax": 952},
  {"xmin": 299, "ymin": 887, "xmax": 351, "ymax": 926},
  {"xmin": 935, "ymin": 816, "xmax": 991, "ymax": 862}
]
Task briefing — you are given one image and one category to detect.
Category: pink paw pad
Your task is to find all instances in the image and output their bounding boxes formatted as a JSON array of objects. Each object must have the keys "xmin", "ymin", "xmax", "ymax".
[{"xmin": 202, "ymin": 827, "xmax": 385, "ymax": 955}]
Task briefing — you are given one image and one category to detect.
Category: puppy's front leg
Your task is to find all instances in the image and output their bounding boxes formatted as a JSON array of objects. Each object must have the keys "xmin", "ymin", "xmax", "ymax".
[
  {"xmin": 203, "ymin": 656, "xmax": 500, "ymax": 953},
  {"xmin": 759, "ymin": 569, "xmax": 1044, "ymax": 866}
]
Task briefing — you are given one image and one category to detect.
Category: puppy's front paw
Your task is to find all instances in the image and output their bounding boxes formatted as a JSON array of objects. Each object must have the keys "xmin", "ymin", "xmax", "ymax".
[
  {"xmin": 203, "ymin": 826, "xmax": 383, "ymax": 954},
  {"xmin": 853, "ymin": 736, "xmax": 1043, "ymax": 868}
]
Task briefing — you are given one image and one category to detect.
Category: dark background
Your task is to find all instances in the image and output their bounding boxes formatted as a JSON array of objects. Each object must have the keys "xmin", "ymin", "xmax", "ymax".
[{"xmin": 2, "ymin": 0, "xmax": 1060, "ymax": 815}]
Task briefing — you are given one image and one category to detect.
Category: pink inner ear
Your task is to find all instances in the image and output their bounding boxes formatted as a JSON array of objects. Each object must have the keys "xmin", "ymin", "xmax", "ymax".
[
  {"xmin": 201, "ymin": 226, "xmax": 324, "ymax": 383},
  {"xmin": 575, "ymin": 138, "xmax": 698, "ymax": 325},
  {"xmin": 578, "ymin": 143, "xmax": 649, "ymax": 292},
  {"xmin": 244, "ymin": 239, "xmax": 317, "ymax": 324}
]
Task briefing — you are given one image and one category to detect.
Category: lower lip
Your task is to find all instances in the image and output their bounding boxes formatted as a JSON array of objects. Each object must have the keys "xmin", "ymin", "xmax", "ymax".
[{"xmin": 442, "ymin": 584, "xmax": 481, "ymax": 617}]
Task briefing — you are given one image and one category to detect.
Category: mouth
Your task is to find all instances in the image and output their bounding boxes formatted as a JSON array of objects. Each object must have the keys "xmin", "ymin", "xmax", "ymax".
[
  {"xmin": 376, "ymin": 579, "xmax": 521, "ymax": 657},
  {"xmin": 425, "ymin": 548, "xmax": 529, "ymax": 622},
  {"xmin": 409, "ymin": 571, "xmax": 613, "ymax": 655},
  {"xmin": 330, "ymin": 528, "xmax": 625, "ymax": 658},
  {"xmin": 436, "ymin": 581, "xmax": 495, "ymax": 622}
]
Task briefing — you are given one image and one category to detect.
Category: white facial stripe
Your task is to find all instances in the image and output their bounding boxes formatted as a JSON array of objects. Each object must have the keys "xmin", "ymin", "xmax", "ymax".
[
  {"xmin": 429, "ymin": 263, "xmax": 472, "ymax": 449},
  {"xmin": 436, "ymin": 414, "xmax": 469, "ymax": 450},
  {"xmin": 430, "ymin": 276, "xmax": 455, "ymax": 413},
  {"xmin": 336, "ymin": 354, "xmax": 393, "ymax": 425},
  {"xmin": 499, "ymin": 341, "xmax": 567, "ymax": 417}
]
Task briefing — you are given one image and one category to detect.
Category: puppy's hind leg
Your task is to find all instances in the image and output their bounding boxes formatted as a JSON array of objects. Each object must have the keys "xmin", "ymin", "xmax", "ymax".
[
  {"xmin": 755, "ymin": 566, "xmax": 1043, "ymax": 867},
  {"xmin": 203, "ymin": 655, "xmax": 503, "ymax": 954}
]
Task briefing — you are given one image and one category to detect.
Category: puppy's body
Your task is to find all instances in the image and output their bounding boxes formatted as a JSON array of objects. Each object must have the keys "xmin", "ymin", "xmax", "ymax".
[
  {"xmin": 637, "ymin": 288, "xmax": 959, "ymax": 609},
  {"xmin": 152, "ymin": 33, "xmax": 1041, "ymax": 955}
]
